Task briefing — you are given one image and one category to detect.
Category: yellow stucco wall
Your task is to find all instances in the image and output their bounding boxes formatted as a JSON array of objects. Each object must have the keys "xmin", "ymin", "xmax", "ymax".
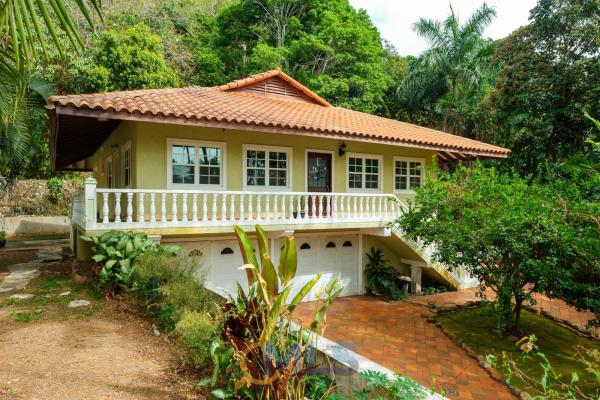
[{"xmin": 86, "ymin": 121, "xmax": 435, "ymax": 201}]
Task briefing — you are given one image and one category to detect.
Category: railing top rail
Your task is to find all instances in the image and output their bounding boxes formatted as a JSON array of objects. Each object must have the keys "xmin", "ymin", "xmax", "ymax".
[{"xmin": 95, "ymin": 188, "xmax": 398, "ymax": 197}]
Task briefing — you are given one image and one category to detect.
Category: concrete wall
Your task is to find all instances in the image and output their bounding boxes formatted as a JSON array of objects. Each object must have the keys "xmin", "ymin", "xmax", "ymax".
[{"xmin": 4, "ymin": 216, "xmax": 70, "ymax": 239}]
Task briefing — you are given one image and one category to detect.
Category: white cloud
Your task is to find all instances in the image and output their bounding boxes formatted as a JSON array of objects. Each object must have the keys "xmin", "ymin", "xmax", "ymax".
[{"xmin": 349, "ymin": 0, "xmax": 539, "ymax": 55}]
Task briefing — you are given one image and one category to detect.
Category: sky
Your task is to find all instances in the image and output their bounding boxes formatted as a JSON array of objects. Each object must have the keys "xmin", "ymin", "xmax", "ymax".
[{"xmin": 349, "ymin": 0, "xmax": 539, "ymax": 56}]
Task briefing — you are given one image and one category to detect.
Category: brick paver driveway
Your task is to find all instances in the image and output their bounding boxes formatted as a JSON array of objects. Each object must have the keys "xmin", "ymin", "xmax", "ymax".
[
  {"xmin": 296, "ymin": 295, "xmax": 515, "ymax": 399},
  {"xmin": 296, "ymin": 289, "xmax": 597, "ymax": 399}
]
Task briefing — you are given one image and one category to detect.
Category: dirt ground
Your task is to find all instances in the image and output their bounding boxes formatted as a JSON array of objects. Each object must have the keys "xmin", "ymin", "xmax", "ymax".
[{"xmin": 0, "ymin": 248, "xmax": 205, "ymax": 400}]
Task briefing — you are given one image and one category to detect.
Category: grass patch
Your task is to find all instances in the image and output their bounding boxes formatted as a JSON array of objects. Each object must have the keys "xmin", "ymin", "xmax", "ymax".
[
  {"xmin": 436, "ymin": 305, "xmax": 600, "ymax": 396},
  {"xmin": 11, "ymin": 308, "xmax": 43, "ymax": 322}
]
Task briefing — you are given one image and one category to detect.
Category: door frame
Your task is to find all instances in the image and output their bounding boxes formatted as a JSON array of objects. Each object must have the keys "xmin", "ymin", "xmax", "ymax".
[{"xmin": 304, "ymin": 149, "xmax": 335, "ymax": 192}]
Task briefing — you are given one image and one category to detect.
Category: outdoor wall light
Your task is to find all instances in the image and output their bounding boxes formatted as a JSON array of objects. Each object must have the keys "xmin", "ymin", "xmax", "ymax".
[{"xmin": 338, "ymin": 142, "xmax": 347, "ymax": 156}]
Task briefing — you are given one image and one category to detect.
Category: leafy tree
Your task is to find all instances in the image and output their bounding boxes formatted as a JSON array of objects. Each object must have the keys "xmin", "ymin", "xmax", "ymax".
[
  {"xmin": 85, "ymin": 23, "xmax": 179, "ymax": 92},
  {"xmin": 213, "ymin": 0, "xmax": 394, "ymax": 113},
  {"xmin": 397, "ymin": 3, "xmax": 497, "ymax": 134},
  {"xmin": 395, "ymin": 163, "xmax": 599, "ymax": 335},
  {"xmin": 489, "ymin": 0, "xmax": 600, "ymax": 176}
]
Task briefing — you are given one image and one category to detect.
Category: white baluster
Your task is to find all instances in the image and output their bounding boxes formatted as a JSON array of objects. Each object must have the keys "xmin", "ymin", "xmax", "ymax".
[
  {"xmin": 114, "ymin": 192, "xmax": 121, "ymax": 223},
  {"xmin": 256, "ymin": 194, "xmax": 262, "ymax": 221},
  {"xmin": 138, "ymin": 193, "xmax": 145, "ymax": 223},
  {"xmin": 171, "ymin": 193, "xmax": 178, "ymax": 222},
  {"xmin": 353, "ymin": 196, "xmax": 358, "ymax": 219},
  {"xmin": 240, "ymin": 194, "xmax": 245, "ymax": 221},
  {"xmin": 359, "ymin": 196, "xmax": 364, "ymax": 219},
  {"xmin": 102, "ymin": 192, "xmax": 109, "ymax": 223},
  {"xmin": 296, "ymin": 195, "xmax": 301, "ymax": 220},
  {"xmin": 150, "ymin": 193, "xmax": 156, "ymax": 223},
  {"xmin": 304, "ymin": 195, "xmax": 309, "ymax": 221},
  {"xmin": 247, "ymin": 194, "xmax": 253, "ymax": 220},
  {"xmin": 332, "ymin": 195, "xmax": 338, "ymax": 220},
  {"xmin": 371, "ymin": 197, "xmax": 376, "ymax": 218},
  {"xmin": 383, "ymin": 196, "xmax": 389, "ymax": 219},
  {"xmin": 229, "ymin": 194, "xmax": 235, "ymax": 221},
  {"xmin": 126, "ymin": 192, "xmax": 133, "ymax": 223},
  {"xmin": 211, "ymin": 193, "xmax": 218, "ymax": 221},
  {"xmin": 161, "ymin": 193, "xmax": 167, "ymax": 223},
  {"xmin": 281, "ymin": 194, "xmax": 286, "ymax": 220},
  {"xmin": 222, "ymin": 194, "xmax": 227, "ymax": 221},
  {"xmin": 288, "ymin": 195, "xmax": 294, "ymax": 220},
  {"xmin": 192, "ymin": 193, "xmax": 198, "ymax": 222},
  {"xmin": 202, "ymin": 193, "xmax": 208, "ymax": 222},
  {"xmin": 181, "ymin": 193, "xmax": 188, "ymax": 222},
  {"xmin": 265, "ymin": 194, "xmax": 270, "ymax": 221},
  {"xmin": 378, "ymin": 197, "xmax": 383, "ymax": 219},
  {"xmin": 273, "ymin": 194, "xmax": 279, "ymax": 220}
]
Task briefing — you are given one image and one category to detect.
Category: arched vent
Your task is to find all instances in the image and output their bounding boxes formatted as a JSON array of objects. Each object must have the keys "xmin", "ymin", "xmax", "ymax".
[
  {"xmin": 326, "ymin": 241, "xmax": 336, "ymax": 248},
  {"xmin": 300, "ymin": 243, "xmax": 311, "ymax": 250},
  {"xmin": 189, "ymin": 249, "xmax": 203, "ymax": 257},
  {"xmin": 343, "ymin": 241, "xmax": 353, "ymax": 247},
  {"xmin": 221, "ymin": 247, "xmax": 234, "ymax": 255}
]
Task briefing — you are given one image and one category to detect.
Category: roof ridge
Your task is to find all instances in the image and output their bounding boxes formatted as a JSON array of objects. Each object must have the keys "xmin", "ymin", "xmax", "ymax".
[{"xmin": 216, "ymin": 69, "xmax": 331, "ymax": 107}]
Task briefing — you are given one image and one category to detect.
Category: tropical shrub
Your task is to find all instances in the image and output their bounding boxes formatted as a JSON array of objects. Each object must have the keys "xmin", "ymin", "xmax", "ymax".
[
  {"xmin": 46, "ymin": 177, "xmax": 63, "ymax": 203},
  {"xmin": 364, "ymin": 247, "xmax": 404, "ymax": 301},
  {"xmin": 82, "ymin": 230, "xmax": 178, "ymax": 294},
  {"xmin": 487, "ymin": 335, "xmax": 600, "ymax": 399},
  {"xmin": 175, "ymin": 310, "xmax": 218, "ymax": 369},
  {"xmin": 206, "ymin": 224, "xmax": 343, "ymax": 399}
]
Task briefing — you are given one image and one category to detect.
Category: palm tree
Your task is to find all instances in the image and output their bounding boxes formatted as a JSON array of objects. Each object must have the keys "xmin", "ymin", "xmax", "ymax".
[
  {"xmin": 0, "ymin": 0, "xmax": 101, "ymax": 177},
  {"xmin": 0, "ymin": 0, "xmax": 102, "ymax": 66},
  {"xmin": 398, "ymin": 3, "xmax": 497, "ymax": 133}
]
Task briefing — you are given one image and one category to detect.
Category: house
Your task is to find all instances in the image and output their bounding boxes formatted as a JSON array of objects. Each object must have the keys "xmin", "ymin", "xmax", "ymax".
[{"xmin": 48, "ymin": 69, "xmax": 510, "ymax": 300}]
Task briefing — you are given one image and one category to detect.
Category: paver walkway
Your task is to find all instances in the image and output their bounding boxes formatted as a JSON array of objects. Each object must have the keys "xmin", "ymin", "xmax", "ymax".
[{"xmin": 295, "ymin": 290, "xmax": 597, "ymax": 399}]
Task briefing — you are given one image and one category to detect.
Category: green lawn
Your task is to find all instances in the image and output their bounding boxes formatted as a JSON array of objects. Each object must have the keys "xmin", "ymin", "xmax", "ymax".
[{"xmin": 436, "ymin": 305, "xmax": 600, "ymax": 397}]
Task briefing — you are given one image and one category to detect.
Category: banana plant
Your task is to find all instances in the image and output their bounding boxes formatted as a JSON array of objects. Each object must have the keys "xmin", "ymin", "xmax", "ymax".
[{"xmin": 208, "ymin": 225, "xmax": 344, "ymax": 399}]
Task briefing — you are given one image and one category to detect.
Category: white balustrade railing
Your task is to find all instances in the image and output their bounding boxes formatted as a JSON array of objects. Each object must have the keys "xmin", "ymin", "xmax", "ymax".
[
  {"xmin": 71, "ymin": 191, "xmax": 86, "ymax": 228},
  {"xmin": 71, "ymin": 178, "xmax": 404, "ymax": 230}
]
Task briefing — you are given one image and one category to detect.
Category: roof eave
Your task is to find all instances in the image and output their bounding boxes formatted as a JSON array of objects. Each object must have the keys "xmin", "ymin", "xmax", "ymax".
[{"xmin": 53, "ymin": 106, "xmax": 510, "ymax": 159}]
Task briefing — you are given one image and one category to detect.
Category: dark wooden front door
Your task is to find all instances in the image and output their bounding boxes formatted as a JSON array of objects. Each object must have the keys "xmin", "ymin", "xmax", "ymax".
[{"xmin": 307, "ymin": 152, "xmax": 332, "ymax": 217}]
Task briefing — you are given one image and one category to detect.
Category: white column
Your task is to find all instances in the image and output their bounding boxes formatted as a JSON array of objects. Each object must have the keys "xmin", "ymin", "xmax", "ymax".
[
  {"xmin": 192, "ymin": 193, "xmax": 198, "ymax": 222},
  {"xmin": 83, "ymin": 177, "xmax": 97, "ymax": 229},
  {"xmin": 202, "ymin": 193, "xmax": 208, "ymax": 222},
  {"xmin": 114, "ymin": 193, "xmax": 121, "ymax": 223},
  {"xmin": 161, "ymin": 193, "xmax": 167, "ymax": 223},
  {"xmin": 181, "ymin": 193, "xmax": 188, "ymax": 222}
]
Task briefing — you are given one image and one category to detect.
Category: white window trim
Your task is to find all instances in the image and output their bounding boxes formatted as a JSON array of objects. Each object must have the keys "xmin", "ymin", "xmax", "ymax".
[
  {"xmin": 345, "ymin": 152, "xmax": 383, "ymax": 193},
  {"xmin": 304, "ymin": 149, "xmax": 335, "ymax": 192},
  {"xmin": 167, "ymin": 138, "xmax": 227, "ymax": 190},
  {"xmin": 242, "ymin": 144, "xmax": 293, "ymax": 191},
  {"xmin": 393, "ymin": 156, "xmax": 425, "ymax": 194},
  {"xmin": 121, "ymin": 141, "xmax": 132, "ymax": 189}
]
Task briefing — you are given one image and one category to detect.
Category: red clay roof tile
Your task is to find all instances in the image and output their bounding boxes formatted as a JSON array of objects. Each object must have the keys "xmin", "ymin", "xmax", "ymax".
[{"xmin": 48, "ymin": 70, "xmax": 510, "ymax": 157}]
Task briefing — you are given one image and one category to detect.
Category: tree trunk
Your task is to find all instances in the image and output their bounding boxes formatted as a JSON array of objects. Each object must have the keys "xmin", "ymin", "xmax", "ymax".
[{"xmin": 507, "ymin": 296, "xmax": 524, "ymax": 336}]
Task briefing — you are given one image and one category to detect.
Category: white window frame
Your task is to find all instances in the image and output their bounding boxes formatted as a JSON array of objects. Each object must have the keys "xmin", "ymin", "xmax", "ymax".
[
  {"xmin": 167, "ymin": 138, "xmax": 227, "ymax": 190},
  {"xmin": 121, "ymin": 141, "xmax": 132, "ymax": 188},
  {"xmin": 242, "ymin": 144, "xmax": 292, "ymax": 191},
  {"xmin": 346, "ymin": 152, "xmax": 383, "ymax": 193},
  {"xmin": 393, "ymin": 156, "xmax": 425, "ymax": 193}
]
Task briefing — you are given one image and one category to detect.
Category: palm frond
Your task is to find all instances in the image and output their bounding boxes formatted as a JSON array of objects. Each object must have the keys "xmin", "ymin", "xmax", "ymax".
[
  {"xmin": 0, "ymin": 0, "xmax": 102, "ymax": 66},
  {"xmin": 461, "ymin": 2, "xmax": 496, "ymax": 40}
]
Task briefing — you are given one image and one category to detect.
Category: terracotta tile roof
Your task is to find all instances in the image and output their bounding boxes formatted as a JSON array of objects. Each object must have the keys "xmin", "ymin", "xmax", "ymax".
[{"xmin": 48, "ymin": 69, "xmax": 510, "ymax": 157}]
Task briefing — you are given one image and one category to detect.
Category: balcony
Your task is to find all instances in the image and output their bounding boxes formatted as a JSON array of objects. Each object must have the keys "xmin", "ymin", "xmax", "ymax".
[{"xmin": 72, "ymin": 178, "xmax": 405, "ymax": 232}]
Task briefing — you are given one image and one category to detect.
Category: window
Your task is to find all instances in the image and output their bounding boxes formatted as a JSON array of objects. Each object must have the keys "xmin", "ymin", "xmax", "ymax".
[
  {"xmin": 347, "ymin": 153, "xmax": 382, "ymax": 191},
  {"xmin": 244, "ymin": 145, "xmax": 291, "ymax": 190},
  {"xmin": 394, "ymin": 158, "xmax": 424, "ymax": 191},
  {"xmin": 167, "ymin": 139, "xmax": 225, "ymax": 189},
  {"xmin": 122, "ymin": 142, "xmax": 131, "ymax": 188}
]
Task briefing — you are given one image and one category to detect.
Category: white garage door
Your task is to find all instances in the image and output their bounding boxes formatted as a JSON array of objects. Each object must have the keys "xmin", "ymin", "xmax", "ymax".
[
  {"xmin": 274, "ymin": 234, "xmax": 360, "ymax": 301},
  {"xmin": 180, "ymin": 234, "xmax": 360, "ymax": 302}
]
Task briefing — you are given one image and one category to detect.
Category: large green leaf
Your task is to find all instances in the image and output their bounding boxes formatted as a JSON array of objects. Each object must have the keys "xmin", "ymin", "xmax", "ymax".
[
  {"xmin": 233, "ymin": 225, "xmax": 258, "ymax": 286},
  {"xmin": 287, "ymin": 273, "xmax": 321, "ymax": 313},
  {"xmin": 278, "ymin": 236, "xmax": 297, "ymax": 285}
]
